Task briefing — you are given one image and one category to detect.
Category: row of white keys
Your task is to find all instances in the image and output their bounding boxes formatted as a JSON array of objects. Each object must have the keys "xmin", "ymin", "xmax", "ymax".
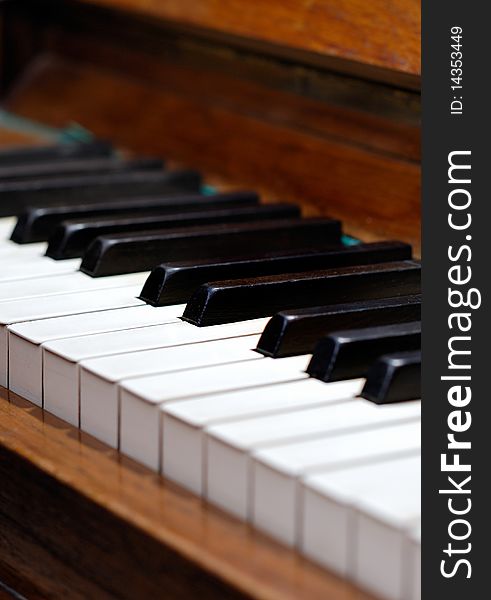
[
  {"xmin": 0, "ymin": 218, "xmax": 419, "ymax": 599},
  {"xmin": 251, "ymin": 420, "xmax": 420, "ymax": 546},
  {"xmin": 301, "ymin": 454, "xmax": 421, "ymax": 600},
  {"xmin": 9, "ymin": 307, "xmax": 165, "ymax": 399},
  {"xmin": 2, "ymin": 218, "xmax": 421, "ymax": 598},
  {"xmin": 159, "ymin": 378, "xmax": 362, "ymax": 498},
  {"xmin": 0, "ymin": 271, "xmax": 148, "ymax": 303},
  {"xmin": 0, "ymin": 220, "xmax": 192, "ymax": 402},
  {"xmin": 200, "ymin": 399, "xmax": 420, "ymax": 518},
  {"xmin": 0, "ymin": 257, "xmax": 80, "ymax": 282},
  {"xmin": 42, "ymin": 318, "xmax": 267, "ymax": 430},
  {"xmin": 0, "ymin": 221, "xmax": 152, "ymax": 390},
  {"xmin": 0, "ymin": 216, "xmax": 79, "ymax": 280},
  {"xmin": 120, "ymin": 355, "xmax": 313, "ymax": 471},
  {"xmin": 0, "ymin": 285, "xmax": 156, "ymax": 388},
  {"xmin": 7, "ymin": 302, "xmax": 186, "ymax": 403},
  {"xmin": 0, "ymin": 217, "xmax": 16, "ymax": 240},
  {"xmin": 80, "ymin": 332, "xmax": 268, "ymax": 453},
  {"xmin": 1, "ymin": 228, "xmax": 268, "ymax": 424},
  {"xmin": 1, "ymin": 221, "xmax": 297, "ymax": 459},
  {"xmin": 0, "ymin": 241, "xmax": 47, "ymax": 258},
  {"xmin": 0, "ymin": 212, "xmax": 74, "ymax": 280}
]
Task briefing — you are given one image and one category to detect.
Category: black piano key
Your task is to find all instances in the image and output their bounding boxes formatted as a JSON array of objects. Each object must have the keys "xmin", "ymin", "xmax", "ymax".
[
  {"xmin": 140, "ymin": 241, "xmax": 413, "ymax": 306},
  {"xmin": 11, "ymin": 191, "xmax": 259, "ymax": 244},
  {"xmin": 361, "ymin": 350, "xmax": 421, "ymax": 404},
  {"xmin": 0, "ymin": 157, "xmax": 164, "ymax": 181},
  {"xmin": 0, "ymin": 169, "xmax": 202, "ymax": 217},
  {"xmin": 257, "ymin": 294, "xmax": 422, "ymax": 357},
  {"xmin": 0, "ymin": 140, "xmax": 113, "ymax": 166},
  {"xmin": 306, "ymin": 321, "xmax": 421, "ymax": 382},
  {"xmin": 182, "ymin": 261, "xmax": 421, "ymax": 327},
  {"xmin": 46, "ymin": 203, "xmax": 300, "ymax": 259},
  {"xmin": 80, "ymin": 218, "xmax": 343, "ymax": 277}
]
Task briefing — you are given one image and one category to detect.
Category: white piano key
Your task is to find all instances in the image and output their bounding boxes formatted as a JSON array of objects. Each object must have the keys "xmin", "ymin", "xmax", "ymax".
[
  {"xmin": 0, "ymin": 249, "xmax": 49, "ymax": 264},
  {"xmin": 45, "ymin": 310, "xmax": 206, "ymax": 425},
  {"xmin": 204, "ymin": 400, "xmax": 421, "ymax": 520},
  {"xmin": 354, "ymin": 486, "xmax": 420, "ymax": 600},
  {"xmin": 408, "ymin": 525, "xmax": 421, "ymax": 600},
  {"xmin": 160, "ymin": 378, "xmax": 360, "ymax": 497},
  {"xmin": 0, "ymin": 271, "xmax": 148, "ymax": 303},
  {"xmin": 0, "ymin": 252, "xmax": 50, "ymax": 268},
  {"xmin": 0, "ymin": 257, "xmax": 80, "ymax": 282},
  {"xmin": 80, "ymin": 332, "xmax": 264, "ymax": 454},
  {"xmin": 0, "ymin": 285, "xmax": 145, "ymax": 389},
  {"xmin": 252, "ymin": 420, "xmax": 421, "ymax": 546},
  {"xmin": 0, "ymin": 217, "xmax": 16, "ymax": 239},
  {"xmin": 7, "ymin": 304, "xmax": 180, "ymax": 403},
  {"xmin": 45, "ymin": 318, "xmax": 265, "ymax": 432},
  {"xmin": 0, "ymin": 241, "xmax": 47, "ymax": 257},
  {"xmin": 122, "ymin": 355, "xmax": 311, "ymax": 473},
  {"xmin": 300, "ymin": 454, "xmax": 420, "ymax": 597}
]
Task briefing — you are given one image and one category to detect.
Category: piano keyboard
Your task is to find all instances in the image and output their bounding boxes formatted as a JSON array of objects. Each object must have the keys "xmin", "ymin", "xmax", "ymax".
[{"xmin": 0, "ymin": 140, "xmax": 421, "ymax": 600}]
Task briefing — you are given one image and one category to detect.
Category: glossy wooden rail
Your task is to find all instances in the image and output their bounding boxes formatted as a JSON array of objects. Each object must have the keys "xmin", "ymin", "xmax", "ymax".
[
  {"xmin": 0, "ymin": 128, "xmax": 43, "ymax": 147},
  {"xmin": 0, "ymin": 387, "xmax": 377, "ymax": 600},
  {"xmin": 0, "ymin": 0, "xmax": 421, "ymax": 253},
  {"xmin": 4, "ymin": 56, "xmax": 420, "ymax": 252},
  {"xmin": 73, "ymin": 0, "xmax": 421, "ymax": 87}
]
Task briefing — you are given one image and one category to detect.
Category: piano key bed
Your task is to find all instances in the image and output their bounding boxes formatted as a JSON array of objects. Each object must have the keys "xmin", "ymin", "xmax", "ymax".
[{"xmin": 0, "ymin": 139, "xmax": 421, "ymax": 600}]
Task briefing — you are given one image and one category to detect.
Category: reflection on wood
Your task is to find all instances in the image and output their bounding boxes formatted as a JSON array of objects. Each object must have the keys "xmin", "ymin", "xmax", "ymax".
[
  {"xmin": 74, "ymin": 0, "xmax": 421, "ymax": 85},
  {"xmin": 6, "ymin": 57, "xmax": 420, "ymax": 253}
]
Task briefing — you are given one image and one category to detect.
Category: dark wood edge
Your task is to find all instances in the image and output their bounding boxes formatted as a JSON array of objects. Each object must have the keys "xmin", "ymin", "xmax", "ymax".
[
  {"xmin": 0, "ymin": 0, "xmax": 421, "ymax": 254},
  {"xmin": 1, "ymin": 0, "xmax": 420, "ymax": 119},
  {"xmin": 2, "ymin": 55, "xmax": 421, "ymax": 253}
]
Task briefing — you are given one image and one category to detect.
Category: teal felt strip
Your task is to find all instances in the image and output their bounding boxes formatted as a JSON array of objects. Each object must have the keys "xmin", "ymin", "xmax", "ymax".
[
  {"xmin": 342, "ymin": 234, "xmax": 361, "ymax": 246},
  {"xmin": 202, "ymin": 184, "xmax": 217, "ymax": 195},
  {"xmin": 0, "ymin": 110, "xmax": 97, "ymax": 144}
]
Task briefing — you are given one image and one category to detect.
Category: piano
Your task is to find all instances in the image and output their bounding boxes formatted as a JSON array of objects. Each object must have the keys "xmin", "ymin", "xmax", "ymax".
[{"xmin": 0, "ymin": 1, "xmax": 421, "ymax": 599}]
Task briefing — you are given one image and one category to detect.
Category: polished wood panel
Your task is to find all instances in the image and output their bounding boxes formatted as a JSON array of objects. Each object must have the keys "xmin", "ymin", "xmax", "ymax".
[
  {"xmin": 0, "ymin": 388, "xmax": 377, "ymax": 600},
  {"xmin": 69, "ymin": 0, "xmax": 420, "ymax": 86},
  {"xmin": 0, "ymin": 127, "xmax": 43, "ymax": 147},
  {"xmin": 5, "ymin": 57, "xmax": 420, "ymax": 252},
  {"xmin": 0, "ymin": 0, "xmax": 421, "ymax": 252},
  {"xmin": 41, "ymin": 17, "xmax": 420, "ymax": 161}
]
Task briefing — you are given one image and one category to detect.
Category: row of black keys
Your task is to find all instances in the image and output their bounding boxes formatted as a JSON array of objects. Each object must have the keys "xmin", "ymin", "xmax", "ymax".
[{"xmin": 1, "ymin": 140, "xmax": 422, "ymax": 403}]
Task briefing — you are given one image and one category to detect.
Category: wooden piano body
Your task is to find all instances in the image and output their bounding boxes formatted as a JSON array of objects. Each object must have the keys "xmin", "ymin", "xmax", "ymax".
[{"xmin": 0, "ymin": 1, "xmax": 420, "ymax": 598}]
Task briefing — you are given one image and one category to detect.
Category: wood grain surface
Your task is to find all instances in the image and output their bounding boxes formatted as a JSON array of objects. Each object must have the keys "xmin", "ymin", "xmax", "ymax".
[
  {"xmin": 0, "ymin": 387, "xmax": 377, "ymax": 600},
  {"xmin": 5, "ymin": 56, "xmax": 421, "ymax": 252},
  {"xmin": 65, "ymin": 0, "xmax": 421, "ymax": 85},
  {"xmin": 0, "ymin": 127, "xmax": 43, "ymax": 147},
  {"xmin": 1, "ymin": 0, "xmax": 421, "ymax": 252}
]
